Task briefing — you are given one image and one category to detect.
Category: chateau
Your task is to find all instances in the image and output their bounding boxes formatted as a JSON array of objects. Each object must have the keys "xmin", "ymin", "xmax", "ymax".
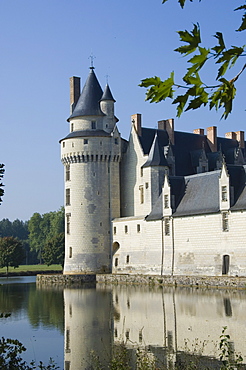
[{"xmin": 60, "ymin": 67, "xmax": 246, "ymax": 277}]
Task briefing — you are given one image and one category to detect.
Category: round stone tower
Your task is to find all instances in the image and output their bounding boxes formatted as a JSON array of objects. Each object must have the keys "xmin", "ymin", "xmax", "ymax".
[{"xmin": 60, "ymin": 67, "xmax": 121, "ymax": 274}]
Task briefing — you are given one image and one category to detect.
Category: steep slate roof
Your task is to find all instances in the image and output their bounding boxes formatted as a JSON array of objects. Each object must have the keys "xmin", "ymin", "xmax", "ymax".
[
  {"xmin": 227, "ymin": 165, "xmax": 246, "ymax": 205},
  {"xmin": 231, "ymin": 166, "xmax": 246, "ymax": 210},
  {"xmin": 68, "ymin": 68, "xmax": 104, "ymax": 120},
  {"xmin": 138, "ymin": 128, "xmax": 169, "ymax": 155},
  {"xmin": 173, "ymin": 171, "xmax": 221, "ymax": 217},
  {"xmin": 142, "ymin": 132, "xmax": 168, "ymax": 168},
  {"xmin": 101, "ymin": 84, "xmax": 116, "ymax": 102},
  {"xmin": 60, "ymin": 129, "xmax": 111, "ymax": 142}
]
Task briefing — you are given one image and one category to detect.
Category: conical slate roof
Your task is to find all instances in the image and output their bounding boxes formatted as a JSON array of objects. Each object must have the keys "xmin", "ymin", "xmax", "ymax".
[
  {"xmin": 69, "ymin": 68, "xmax": 104, "ymax": 120},
  {"xmin": 101, "ymin": 84, "xmax": 116, "ymax": 102},
  {"xmin": 142, "ymin": 132, "xmax": 168, "ymax": 167}
]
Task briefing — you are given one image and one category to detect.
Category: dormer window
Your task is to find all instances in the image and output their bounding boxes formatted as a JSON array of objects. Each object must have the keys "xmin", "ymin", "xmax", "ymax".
[{"xmin": 91, "ymin": 121, "xmax": 96, "ymax": 129}]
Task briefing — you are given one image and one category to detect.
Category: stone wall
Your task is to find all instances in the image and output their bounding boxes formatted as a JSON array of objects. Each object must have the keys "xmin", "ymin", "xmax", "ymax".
[
  {"xmin": 36, "ymin": 274, "xmax": 96, "ymax": 287},
  {"xmin": 36, "ymin": 273, "xmax": 246, "ymax": 289},
  {"xmin": 97, "ymin": 274, "xmax": 246, "ymax": 289}
]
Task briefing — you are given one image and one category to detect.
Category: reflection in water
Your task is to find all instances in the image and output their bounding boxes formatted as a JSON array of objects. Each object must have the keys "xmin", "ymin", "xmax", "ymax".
[
  {"xmin": 64, "ymin": 286, "xmax": 113, "ymax": 369},
  {"xmin": 64, "ymin": 284, "xmax": 246, "ymax": 369}
]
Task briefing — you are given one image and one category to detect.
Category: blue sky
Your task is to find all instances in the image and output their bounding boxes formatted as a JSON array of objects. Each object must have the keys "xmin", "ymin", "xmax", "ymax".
[{"xmin": 0, "ymin": 0, "xmax": 245, "ymax": 221}]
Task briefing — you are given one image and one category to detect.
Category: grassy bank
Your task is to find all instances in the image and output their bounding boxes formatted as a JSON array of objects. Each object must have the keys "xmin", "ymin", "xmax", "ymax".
[{"xmin": 0, "ymin": 264, "xmax": 62, "ymax": 276}]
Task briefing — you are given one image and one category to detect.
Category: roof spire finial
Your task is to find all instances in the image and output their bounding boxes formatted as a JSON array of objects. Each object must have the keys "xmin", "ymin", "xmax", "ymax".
[
  {"xmin": 105, "ymin": 74, "xmax": 110, "ymax": 84},
  {"xmin": 89, "ymin": 53, "xmax": 96, "ymax": 69}
]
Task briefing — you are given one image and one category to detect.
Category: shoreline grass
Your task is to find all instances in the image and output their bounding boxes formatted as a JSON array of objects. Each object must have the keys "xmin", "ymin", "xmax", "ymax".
[{"xmin": 0, "ymin": 264, "xmax": 62, "ymax": 275}]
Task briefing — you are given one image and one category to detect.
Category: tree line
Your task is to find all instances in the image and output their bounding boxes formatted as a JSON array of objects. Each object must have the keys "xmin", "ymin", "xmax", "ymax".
[{"xmin": 0, "ymin": 208, "xmax": 65, "ymax": 273}]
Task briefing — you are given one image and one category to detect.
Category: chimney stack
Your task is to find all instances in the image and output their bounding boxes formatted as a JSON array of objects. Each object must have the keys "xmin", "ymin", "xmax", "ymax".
[
  {"xmin": 158, "ymin": 119, "xmax": 175, "ymax": 144},
  {"xmin": 131, "ymin": 114, "xmax": 142, "ymax": 136},
  {"xmin": 193, "ymin": 128, "xmax": 204, "ymax": 135},
  {"xmin": 70, "ymin": 76, "xmax": 81, "ymax": 114},
  {"xmin": 236, "ymin": 131, "xmax": 245, "ymax": 149},
  {"xmin": 225, "ymin": 131, "xmax": 236, "ymax": 140},
  {"xmin": 207, "ymin": 126, "xmax": 217, "ymax": 152}
]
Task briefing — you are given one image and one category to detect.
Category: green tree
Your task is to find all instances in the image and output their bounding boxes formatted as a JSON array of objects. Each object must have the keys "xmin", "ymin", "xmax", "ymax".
[
  {"xmin": 42, "ymin": 233, "xmax": 65, "ymax": 267},
  {"xmin": 0, "ymin": 164, "xmax": 4, "ymax": 204},
  {"xmin": 28, "ymin": 208, "xmax": 64, "ymax": 264},
  {"xmin": 140, "ymin": 1, "xmax": 246, "ymax": 119},
  {"xmin": 0, "ymin": 237, "xmax": 25, "ymax": 274}
]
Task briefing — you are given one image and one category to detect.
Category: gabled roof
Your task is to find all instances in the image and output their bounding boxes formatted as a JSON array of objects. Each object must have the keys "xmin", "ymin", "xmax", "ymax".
[
  {"xmin": 142, "ymin": 132, "xmax": 168, "ymax": 168},
  {"xmin": 68, "ymin": 68, "xmax": 104, "ymax": 120}
]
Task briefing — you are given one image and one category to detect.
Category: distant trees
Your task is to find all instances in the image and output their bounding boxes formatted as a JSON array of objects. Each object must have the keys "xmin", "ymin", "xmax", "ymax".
[
  {"xmin": 28, "ymin": 208, "xmax": 64, "ymax": 264},
  {"xmin": 0, "ymin": 218, "xmax": 36, "ymax": 264},
  {"xmin": 0, "ymin": 237, "xmax": 25, "ymax": 274},
  {"xmin": 42, "ymin": 233, "xmax": 65, "ymax": 267}
]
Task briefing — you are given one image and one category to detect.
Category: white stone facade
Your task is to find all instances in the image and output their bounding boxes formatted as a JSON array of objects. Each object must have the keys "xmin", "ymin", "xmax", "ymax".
[{"xmin": 61, "ymin": 68, "xmax": 246, "ymax": 277}]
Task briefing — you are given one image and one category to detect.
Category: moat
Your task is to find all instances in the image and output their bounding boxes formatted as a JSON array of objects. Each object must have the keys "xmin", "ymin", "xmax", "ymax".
[{"xmin": 1, "ymin": 276, "xmax": 246, "ymax": 369}]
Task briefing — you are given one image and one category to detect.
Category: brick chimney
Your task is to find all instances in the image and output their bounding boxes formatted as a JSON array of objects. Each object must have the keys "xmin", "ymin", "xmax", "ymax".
[
  {"xmin": 131, "ymin": 113, "xmax": 142, "ymax": 136},
  {"xmin": 207, "ymin": 126, "xmax": 217, "ymax": 152},
  {"xmin": 158, "ymin": 119, "xmax": 175, "ymax": 144},
  {"xmin": 235, "ymin": 131, "xmax": 245, "ymax": 149},
  {"xmin": 193, "ymin": 128, "xmax": 204, "ymax": 135},
  {"xmin": 70, "ymin": 76, "xmax": 81, "ymax": 114},
  {"xmin": 225, "ymin": 131, "xmax": 236, "ymax": 140}
]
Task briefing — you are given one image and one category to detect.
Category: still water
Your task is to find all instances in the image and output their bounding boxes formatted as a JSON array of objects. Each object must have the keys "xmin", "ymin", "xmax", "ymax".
[{"xmin": 0, "ymin": 277, "xmax": 246, "ymax": 369}]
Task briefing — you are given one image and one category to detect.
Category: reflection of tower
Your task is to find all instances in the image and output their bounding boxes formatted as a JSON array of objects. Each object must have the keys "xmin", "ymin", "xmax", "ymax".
[
  {"xmin": 64, "ymin": 287, "xmax": 113, "ymax": 370},
  {"xmin": 60, "ymin": 67, "xmax": 121, "ymax": 274}
]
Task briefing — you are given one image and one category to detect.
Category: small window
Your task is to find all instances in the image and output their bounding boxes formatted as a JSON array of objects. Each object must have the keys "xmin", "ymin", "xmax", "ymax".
[
  {"xmin": 114, "ymin": 328, "xmax": 118, "ymax": 338},
  {"xmin": 165, "ymin": 218, "xmax": 170, "ymax": 236},
  {"xmin": 84, "ymin": 139, "xmax": 88, "ymax": 144},
  {"xmin": 71, "ymin": 123, "xmax": 74, "ymax": 132},
  {"xmin": 145, "ymin": 182, "xmax": 149, "ymax": 189},
  {"xmin": 113, "ymin": 226, "xmax": 116, "ymax": 235},
  {"xmin": 69, "ymin": 247, "xmax": 72, "ymax": 258},
  {"xmin": 125, "ymin": 225, "xmax": 128, "ymax": 234},
  {"xmin": 91, "ymin": 121, "xmax": 96, "ymax": 129},
  {"xmin": 222, "ymin": 212, "xmax": 229, "ymax": 232},
  {"xmin": 139, "ymin": 185, "xmax": 144, "ymax": 204},
  {"xmin": 222, "ymin": 186, "xmax": 227, "ymax": 201},
  {"xmin": 63, "ymin": 142, "xmax": 65, "ymax": 148},
  {"xmin": 115, "ymin": 258, "xmax": 118, "ymax": 267},
  {"xmin": 137, "ymin": 224, "xmax": 140, "ymax": 233},
  {"xmin": 125, "ymin": 330, "xmax": 130, "ymax": 340},
  {"xmin": 139, "ymin": 331, "xmax": 143, "ymax": 343},
  {"xmin": 140, "ymin": 168, "xmax": 143, "ymax": 177},
  {"xmin": 66, "ymin": 329, "xmax": 71, "ymax": 353},
  {"xmin": 66, "ymin": 165, "xmax": 70, "ymax": 181},
  {"xmin": 126, "ymin": 255, "xmax": 129, "ymax": 263},
  {"xmin": 66, "ymin": 188, "xmax": 70, "ymax": 206},
  {"xmin": 66, "ymin": 214, "xmax": 71, "ymax": 234},
  {"xmin": 115, "ymin": 138, "xmax": 118, "ymax": 145},
  {"xmin": 164, "ymin": 194, "xmax": 169, "ymax": 208}
]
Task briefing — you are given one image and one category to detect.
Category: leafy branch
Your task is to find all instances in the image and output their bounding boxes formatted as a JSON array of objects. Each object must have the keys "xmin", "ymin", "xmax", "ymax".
[{"xmin": 140, "ymin": 2, "xmax": 246, "ymax": 119}]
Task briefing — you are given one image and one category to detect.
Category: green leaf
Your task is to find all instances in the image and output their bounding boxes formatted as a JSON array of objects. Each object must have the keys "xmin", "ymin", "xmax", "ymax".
[
  {"xmin": 209, "ymin": 78, "xmax": 236, "ymax": 119},
  {"xmin": 183, "ymin": 72, "xmax": 203, "ymax": 86},
  {"xmin": 212, "ymin": 32, "xmax": 225, "ymax": 54},
  {"xmin": 216, "ymin": 46, "xmax": 245, "ymax": 79},
  {"xmin": 172, "ymin": 93, "xmax": 189, "ymax": 116},
  {"xmin": 140, "ymin": 72, "xmax": 175, "ymax": 103},
  {"xmin": 235, "ymin": 4, "xmax": 246, "ymax": 31},
  {"xmin": 175, "ymin": 24, "xmax": 201, "ymax": 55}
]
